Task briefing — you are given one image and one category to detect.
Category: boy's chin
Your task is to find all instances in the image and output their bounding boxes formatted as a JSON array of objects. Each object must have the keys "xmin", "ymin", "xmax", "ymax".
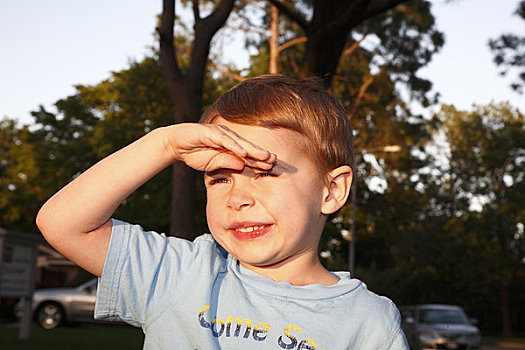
[
  {"xmin": 236, "ymin": 252, "xmax": 287, "ymax": 270},
  {"xmin": 238, "ymin": 259, "xmax": 274, "ymax": 271}
]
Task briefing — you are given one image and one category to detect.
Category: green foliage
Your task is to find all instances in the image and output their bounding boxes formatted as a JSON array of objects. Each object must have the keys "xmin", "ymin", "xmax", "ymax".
[
  {"xmin": 438, "ymin": 103, "xmax": 525, "ymax": 290},
  {"xmin": 0, "ymin": 55, "xmax": 238, "ymax": 235},
  {"xmin": 438, "ymin": 103, "xmax": 525, "ymax": 209},
  {"xmin": 30, "ymin": 95, "xmax": 99, "ymax": 197},
  {"xmin": 489, "ymin": 1, "xmax": 525, "ymax": 93},
  {"xmin": 356, "ymin": 1, "xmax": 443, "ymax": 105},
  {"xmin": 315, "ymin": 102, "xmax": 525, "ymax": 333},
  {"xmin": 363, "ymin": 103, "xmax": 525, "ymax": 333},
  {"xmin": 0, "ymin": 119, "xmax": 40, "ymax": 232}
]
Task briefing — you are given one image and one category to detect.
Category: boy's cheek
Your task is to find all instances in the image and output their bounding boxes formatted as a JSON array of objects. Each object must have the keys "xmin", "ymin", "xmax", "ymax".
[{"xmin": 205, "ymin": 207, "xmax": 222, "ymax": 234}]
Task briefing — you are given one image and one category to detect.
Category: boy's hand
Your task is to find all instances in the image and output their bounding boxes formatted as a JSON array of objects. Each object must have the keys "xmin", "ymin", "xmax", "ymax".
[{"xmin": 167, "ymin": 123, "xmax": 277, "ymax": 172}]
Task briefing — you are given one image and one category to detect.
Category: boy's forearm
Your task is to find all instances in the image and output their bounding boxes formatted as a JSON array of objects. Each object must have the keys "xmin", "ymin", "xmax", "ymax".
[
  {"xmin": 36, "ymin": 122, "xmax": 275, "ymax": 276},
  {"xmin": 37, "ymin": 126, "xmax": 176, "ymax": 237}
]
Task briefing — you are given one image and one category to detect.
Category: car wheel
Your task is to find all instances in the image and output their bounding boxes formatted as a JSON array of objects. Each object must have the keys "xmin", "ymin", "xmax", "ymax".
[{"xmin": 36, "ymin": 302, "xmax": 64, "ymax": 329}]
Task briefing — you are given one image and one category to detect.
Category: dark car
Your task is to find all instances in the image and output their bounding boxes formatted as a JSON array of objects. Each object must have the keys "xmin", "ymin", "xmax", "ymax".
[
  {"xmin": 400, "ymin": 304, "xmax": 481, "ymax": 350},
  {"xmin": 16, "ymin": 278, "xmax": 99, "ymax": 329}
]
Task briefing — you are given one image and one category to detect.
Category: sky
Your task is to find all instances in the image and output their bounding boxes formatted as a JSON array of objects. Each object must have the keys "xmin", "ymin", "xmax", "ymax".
[{"xmin": 1, "ymin": 0, "xmax": 524, "ymax": 126}]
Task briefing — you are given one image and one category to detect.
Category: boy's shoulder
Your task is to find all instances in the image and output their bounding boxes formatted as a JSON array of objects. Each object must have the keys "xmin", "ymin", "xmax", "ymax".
[
  {"xmin": 349, "ymin": 282, "xmax": 402, "ymax": 329},
  {"xmin": 350, "ymin": 281, "xmax": 399, "ymax": 311}
]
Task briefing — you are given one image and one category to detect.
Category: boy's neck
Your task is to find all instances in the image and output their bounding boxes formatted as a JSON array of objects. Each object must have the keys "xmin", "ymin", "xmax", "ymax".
[{"xmin": 240, "ymin": 254, "xmax": 339, "ymax": 286}]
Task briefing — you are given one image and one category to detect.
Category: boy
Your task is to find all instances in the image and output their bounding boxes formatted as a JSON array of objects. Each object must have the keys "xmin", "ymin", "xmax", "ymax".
[{"xmin": 37, "ymin": 74, "xmax": 408, "ymax": 349}]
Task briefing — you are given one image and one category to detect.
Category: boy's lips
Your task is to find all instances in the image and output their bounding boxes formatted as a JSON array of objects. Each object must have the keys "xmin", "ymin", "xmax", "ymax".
[{"xmin": 228, "ymin": 222, "xmax": 274, "ymax": 240}]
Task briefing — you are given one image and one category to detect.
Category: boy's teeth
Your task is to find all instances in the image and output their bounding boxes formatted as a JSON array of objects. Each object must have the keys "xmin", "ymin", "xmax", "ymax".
[{"xmin": 236, "ymin": 225, "xmax": 266, "ymax": 232}]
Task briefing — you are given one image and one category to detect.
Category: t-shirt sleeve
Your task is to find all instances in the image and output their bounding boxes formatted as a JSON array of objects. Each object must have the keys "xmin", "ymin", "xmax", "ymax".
[
  {"xmin": 352, "ymin": 288, "xmax": 409, "ymax": 349},
  {"xmin": 382, "ymin": 300, "xmax": 409, "ymax": 350},
  {"xmin": 388, "ymin": 329, "xmax": 410, "ymax": 350},
  {"xmin": 94, "ymin": 219, "xmax": 208, "ymax": 328}
]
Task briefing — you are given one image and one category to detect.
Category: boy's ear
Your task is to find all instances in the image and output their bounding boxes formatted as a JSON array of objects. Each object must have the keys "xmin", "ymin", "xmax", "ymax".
[{"xmin": 321, "ymin": 165, "xmax": 353, "ymax": 215}]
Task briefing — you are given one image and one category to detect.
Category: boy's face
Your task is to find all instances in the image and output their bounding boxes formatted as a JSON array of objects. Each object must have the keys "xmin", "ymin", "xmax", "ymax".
[{"xmin": 205, "ymin": 118, "xmax": 329, "ymax": 275}]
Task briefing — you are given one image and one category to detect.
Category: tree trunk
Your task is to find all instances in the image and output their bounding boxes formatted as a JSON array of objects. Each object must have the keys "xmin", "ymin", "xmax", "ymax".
[
  {"xmin": 168, "ymin": 83, "xmax": 200, "ymax": 239},
  {"xmin": 159, "ymin": 0, "xmax": 234, "ymax": 238},
  {"xmin": 501, "ymin": 280, "xmax": 513, "ymax": 336},
  {"xmin": 269, "ymin": 4, "xmax": 279, "ymax": 74},
  {"xmin": 300, "ymin": 0, "xmax": 350, "ymax": 85},
  {"xmin": 170, "ymin": 163, "xmax": 197, "ymax": 239},
  {"xmin": 302, "ymin": 31, "xmax": 348, "ymax": 86}
]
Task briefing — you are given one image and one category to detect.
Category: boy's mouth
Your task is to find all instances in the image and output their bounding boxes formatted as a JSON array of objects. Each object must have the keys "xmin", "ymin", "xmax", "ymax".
[{"xmin": 229, "ymin": 223, "xmax": 273, "ymax": 240}]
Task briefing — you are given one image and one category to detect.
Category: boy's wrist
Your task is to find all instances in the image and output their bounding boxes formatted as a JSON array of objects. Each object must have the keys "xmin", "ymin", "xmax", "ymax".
[{"xmin": 156, "ymin": 124, "xmax": 185, "ymax": 163}]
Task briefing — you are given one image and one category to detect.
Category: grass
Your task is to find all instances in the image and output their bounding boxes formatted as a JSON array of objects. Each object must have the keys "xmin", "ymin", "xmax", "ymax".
[
  {"xmin": 0, "ymin": 323, "xmax": 144, "ymax": 350},
  {"xmin": 482, "ymin": 336, "xmax": 525, "ymax": 345},
  {"xmin": 4, "ymin": 322, "xmax": 525, "ymax": 349}
]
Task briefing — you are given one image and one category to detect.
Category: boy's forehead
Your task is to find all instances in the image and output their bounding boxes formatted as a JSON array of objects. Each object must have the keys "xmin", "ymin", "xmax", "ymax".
[{"xmin": 212, "ymin": 117, "xmax": 305, "ymax": 150}]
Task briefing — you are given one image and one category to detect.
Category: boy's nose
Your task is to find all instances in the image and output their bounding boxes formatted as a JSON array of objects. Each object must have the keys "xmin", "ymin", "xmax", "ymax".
[{"xmin": 226, "ymin": 182, "xmax": 255, "ymax": 211}]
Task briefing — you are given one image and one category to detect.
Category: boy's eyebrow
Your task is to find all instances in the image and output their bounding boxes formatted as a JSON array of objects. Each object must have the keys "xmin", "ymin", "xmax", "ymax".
[
  {"xmin": 204, "ymin": 168, "xmax": 241, "ymax": 177},
  {"xmin": 204, "ymin": 160, "xmax": 297, "ymax": 176}
]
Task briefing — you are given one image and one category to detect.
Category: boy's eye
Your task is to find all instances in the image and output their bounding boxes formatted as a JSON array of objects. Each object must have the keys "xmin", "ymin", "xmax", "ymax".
[
  {"xmin": 255, "ymin": 172, "xmax": 276, "ymax": 179},
  {"xmin": 208, "ymin": 177, "xmax": 230, "ymax": 185}
]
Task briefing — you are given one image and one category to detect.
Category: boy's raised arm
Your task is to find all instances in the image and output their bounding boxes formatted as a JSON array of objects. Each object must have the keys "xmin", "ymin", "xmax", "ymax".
[{"xmin": 36, "ymin": 123, "xmax": 276, "ymax": 277}]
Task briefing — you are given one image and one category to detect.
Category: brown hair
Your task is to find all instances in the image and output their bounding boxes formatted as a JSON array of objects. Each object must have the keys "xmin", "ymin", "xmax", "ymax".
[{"xmin": 200, "ymin": 74, "xmax": 354, "ymax": 179}]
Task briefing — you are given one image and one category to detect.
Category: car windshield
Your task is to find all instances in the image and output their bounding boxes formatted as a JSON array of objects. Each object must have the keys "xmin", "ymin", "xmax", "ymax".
[{"xmin": 419, "ymin": 308, "xmax": 469, "ymax": 324}]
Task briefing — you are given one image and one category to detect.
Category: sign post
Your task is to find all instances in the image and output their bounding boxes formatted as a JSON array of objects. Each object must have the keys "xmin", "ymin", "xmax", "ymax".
[{"xmin": 0, "ymin": 228, "xmax": 40, "ymax": 340}]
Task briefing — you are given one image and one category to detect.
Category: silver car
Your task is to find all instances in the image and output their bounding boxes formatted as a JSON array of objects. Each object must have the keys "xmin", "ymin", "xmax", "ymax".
[
  {"xmin": 400, "ymin": 304, "xmax": 481, "ymax": 350},
  {"xmin": 17, "ymin": 278, "xmax": 99, "ymax": 329}
]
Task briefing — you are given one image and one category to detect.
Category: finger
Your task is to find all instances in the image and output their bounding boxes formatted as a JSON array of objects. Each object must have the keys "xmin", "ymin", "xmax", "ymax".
[
  {"xmin": 205, "ymin": 125, "xmax": 248, "ymax": 159},
  {"xmin": 206, "ymin": 153, "xmax": 245, "ymax": 172},
  {"xmin": 216, "ymin": 125, "xmax": 275, "ymax": 162},
  {"xmin": 244, "ymin": 157, "xmax": 277, "ymax": 170}
]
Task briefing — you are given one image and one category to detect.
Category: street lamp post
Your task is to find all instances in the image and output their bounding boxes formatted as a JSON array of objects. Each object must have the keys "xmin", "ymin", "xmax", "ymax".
[
  {"xmin": 349, "ymin": 173, "xmax": 357, "ymax": 275},
  {"xmin": 348, "ymin": 145, "xmax": 401, "ymax": 276}
]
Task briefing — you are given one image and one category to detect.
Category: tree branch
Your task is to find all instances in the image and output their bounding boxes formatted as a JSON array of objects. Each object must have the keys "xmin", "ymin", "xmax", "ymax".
[
  {"xmin": 192, "ymin": 0, "xmax": 201, "ymax": 22},
  {"xmin": 266, "ymin": 0, "xmax": 309, "ymax": 32},
  {"xmin": 277, "ymin": 36, "xmax": 308, "ymax": 53},
  {"xmin": 208, "ymin": 61, "xmax": 246, "ymax": 82},
  {"xmin": 313, "ymin": 0, "xmax": 369, "ymax": 39},
  {"xmin": 227, "ymin": 25, "xmax": 269, "ymax": 41},
  {"xmin": 318, "ymin": 0, "xmax": 409, "ymax": 39},
  {"xmin": 269, "ymin": 3, "xmax": 279, "ymax": 73},
  {"xmin": 348, "ymin": 66, "xmax": 387, "ymax": 120},
  {"xmin": 341, "ymin": 33, "xmax": 368, "ymax": 57},
  {"xmin": 200, "ymin": 0, "xmax": 235, "ymax": 32},
  {"xmin": 190, "ymin": 0, "xmax": 235, "ymax": 84},
  {"xmin": 362, "ymin": 0, "xmax": 409, "ymax": 21},
  {"xmin": 159, "ymin": 0, "xmax": 183, "ymax": 96}
]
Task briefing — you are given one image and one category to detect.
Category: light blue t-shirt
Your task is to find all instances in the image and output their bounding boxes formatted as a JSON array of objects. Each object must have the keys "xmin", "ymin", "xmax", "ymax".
[{"xmin": 95, "ymin": 220, "xmax": 408, "ymax": 349}]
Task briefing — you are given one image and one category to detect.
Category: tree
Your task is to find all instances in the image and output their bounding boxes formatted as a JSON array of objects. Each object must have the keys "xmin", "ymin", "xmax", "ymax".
[
  {"xmin": 158, "ymin": 0, "xmax": 235, "ymax": 238},
  {"xmin": 489, "ymin": 0, "xmax": 525, "ymax": 93},
  {"xmin": 159, "ymin": 0, "xmax": 443, "ymax": 239},
  {"xmin": 29, "ymin": 96, "xmax": 99, "ymax": 195},
  {"xmin": 75, "ymin": 57, "xmax": 175, "ymax": 233},
  {"xmin": 77, "ymin": 56, "xmax": 236, "ymax": 233},
  {"xmin": 243, "ymin": 0, "xmax": 443, "ymax": 177},
  {"xmin": 267, "ymin": 0, "xmax": 442, "ymax": 88},
  {"xmin": 0, "ymin": 119, "xmax": 40, "ymax": 232},
  {"xmin": 357, "ymin": 103, "xmax": 525, "ymax": 335},
  {"xmin": 1, "ymin": 52, "xmax": 239, "ymax": 236},
  {"xmin": 433, "ymin": 103, "xmax": 525, "ymax": 335}
]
